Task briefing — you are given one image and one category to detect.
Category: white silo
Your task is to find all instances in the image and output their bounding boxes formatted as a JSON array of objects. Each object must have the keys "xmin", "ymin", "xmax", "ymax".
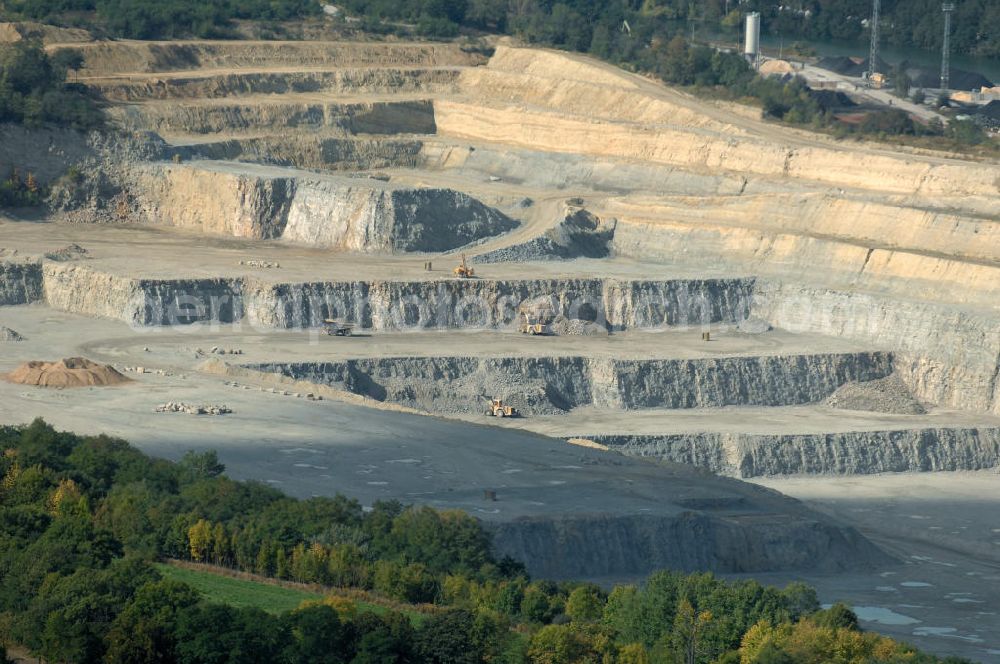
[{"xmin": 744, "ymin": 12, "xmax": 761, "ymax": 63}]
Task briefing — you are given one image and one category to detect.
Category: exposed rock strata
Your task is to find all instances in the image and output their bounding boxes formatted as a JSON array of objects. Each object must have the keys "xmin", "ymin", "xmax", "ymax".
[
  {"xmin": 245, "ymin": 277, "xmax": 754, "ymax": 331},
  {"xmin": 112, "ymin": 99, "xmax": 436, "ymax": 135},
  {"xmin": 247, "ymin": 351, "xmax": 891, "ymax": 415},
  {"xmin": 0, "ymin": 262, "xmax": 43, "ymax": 305},
  {"xmin": 588, "ymin": 427, "xmax": 1000, "ymax": 477},
  {"xmin": 92, "ymin": 68, "xmax": 463, "ymax": 102},
  {"xmin": 136, "ymin": 163, "xmax": 517, "ymax": 251}
]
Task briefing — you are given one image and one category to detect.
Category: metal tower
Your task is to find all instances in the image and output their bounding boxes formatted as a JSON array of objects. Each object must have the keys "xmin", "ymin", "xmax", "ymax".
[
  {"xmin": 867, "ymin": 0, "xmax": 881, "ymax": 82},
  {"xmin": 941, "ymin": 3, "xmax": 955, "ymax": 90}
]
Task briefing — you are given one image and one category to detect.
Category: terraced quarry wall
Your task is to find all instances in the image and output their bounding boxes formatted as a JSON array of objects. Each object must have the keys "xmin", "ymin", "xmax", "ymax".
[
  {"xmin": 112, "ymin": 99, "xmax": 436, "ymax": 136},
  {"xmin": 588, "ymin": 428, "xmax": 1000, "ymax": 478},
  {"xmin": 753, "ymin": 284, "xmax": 1000, "ymax": 415},
  {"xmin": 91, "ymin": 68, "xmax": 463, "ymax": 102},
  {"xmin": 441, "ymin": 49, "xmax": 1000, "ymax": 209},
  {"xmin": 246, "ymin": 277, "xmax": 753, "ymax": 330},
  {"xmin": 247, "ymin": 351, "xmax": 892, "ymax": 415},
  {"xmin": 135, "ymin": 163, "xmax": 518, "ymax": 251},
  {"xmin": 65, "ymin": 40, "xmax": 489, "ymax": 76},
  {"xmin": 37, "ymin": 266, "xmax": 754, "ymax": 330}
]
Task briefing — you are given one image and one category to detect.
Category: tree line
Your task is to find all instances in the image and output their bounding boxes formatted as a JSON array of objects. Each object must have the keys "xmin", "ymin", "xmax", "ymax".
[{"xmin": 0, "ymin": 419, "xmax": 975, "ymax": 663}]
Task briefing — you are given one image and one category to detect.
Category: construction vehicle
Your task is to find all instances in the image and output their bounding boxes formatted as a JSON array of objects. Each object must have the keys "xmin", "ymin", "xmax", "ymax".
[
  {"xmin": 518, "ymin": 310, "xmax": 551, "ymax": 335},
  {"xmin": 323, "ymin": 319, "xmax": 354, "ymax": 336},
  {"xmin": 453, "ymin": 253, "xmax": 475, "ymax": 279},
  {"xmin": 484, "ymin": 397, "xmax": 517, "ymax": 418},
  {"xmin": 518, "ymin": 304, "xmax": 553, "ymax": 335}
]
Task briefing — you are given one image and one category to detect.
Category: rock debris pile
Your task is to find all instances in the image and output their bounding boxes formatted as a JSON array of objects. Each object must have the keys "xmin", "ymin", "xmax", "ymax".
[
  {"xmin": 44, "ymin": 244, "xmax": 89, "ymax": 262},
  {"xmin": 240, "ymin": 259, "xmax": 280, "ymax": 269},
  {"xmin": 826, "ymin": 374, "xmax": 927, "ymax": 415},
  {"xmin": 155, "ymin": 402, "xmax": 232, "ymax": 415}
]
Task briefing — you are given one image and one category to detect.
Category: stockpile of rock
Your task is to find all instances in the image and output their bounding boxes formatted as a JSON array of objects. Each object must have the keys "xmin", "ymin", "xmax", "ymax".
[
  {"xmin": 193, "ymin": 347, "xmax": 244, "ymax": 356},
  {"xmin": 155, "ymin": 402, "xmax": 232, "ymax": 415},
  {"xmin": 826, "ymin": 374, "xmax": 927, "ymax": 415},
  {"xmin": 548, "ymin": 315, "xmax": 607, "ymax": 336},
  {"xmin": 44, "ymin": 244, "xmax": 89, "ymax": 262},
  {"xmin": 239, "ymin": 259, "xmax": 280, "ymax": 269}
]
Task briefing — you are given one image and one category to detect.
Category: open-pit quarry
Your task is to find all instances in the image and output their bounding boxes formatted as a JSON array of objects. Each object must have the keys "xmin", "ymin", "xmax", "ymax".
[{"xmin": 2, "ymin": 32, "xmax": 999, "ymax": 660}]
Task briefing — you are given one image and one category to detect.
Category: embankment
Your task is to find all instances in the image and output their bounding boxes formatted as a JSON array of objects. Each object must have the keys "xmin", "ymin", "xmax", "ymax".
[{"xmin": 489, "ymin": 511, "xmax": 889, "ymax": 578}]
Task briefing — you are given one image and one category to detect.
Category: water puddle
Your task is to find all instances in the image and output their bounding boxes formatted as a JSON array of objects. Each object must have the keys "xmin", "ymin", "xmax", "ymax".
[
  {"xmin": 852, "ymin": 606, "xmax": 920, "ymax": 626},
  {"xmin": 912, "ymin": 627, "xmax": 984, "ymax": 643}
]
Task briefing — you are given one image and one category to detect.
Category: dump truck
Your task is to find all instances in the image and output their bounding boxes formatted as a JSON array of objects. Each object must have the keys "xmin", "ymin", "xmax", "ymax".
[
  {"xmin": 518, "ymin": 311, "xmax": 551, "ymax": 335},
  {"xmin": 453, "ymin": 253, "xmax": 475, "ymax": 279},
  {"xmin": 518, "ymin": 304, "xmax": 553, "ymax": 335},
  {"xmin": 323, "ymin": 319, "xmax": 354, "ymax": 336},
  {"xmin": 484, "ymin": 398, "xmax": 517, "ymax": 418}
]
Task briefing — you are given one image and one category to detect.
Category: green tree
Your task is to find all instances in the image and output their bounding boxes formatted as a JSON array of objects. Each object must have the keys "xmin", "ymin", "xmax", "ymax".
[
  {"xmin": 565, "ymin": 585, "xmax": 603, "ymax": 623},
  {"xmin": 104, "ymin": 579, "xmax": 201, "ymax": 664}
]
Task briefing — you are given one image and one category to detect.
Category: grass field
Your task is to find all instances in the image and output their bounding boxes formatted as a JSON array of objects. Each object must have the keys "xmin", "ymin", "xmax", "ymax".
[{"xmin": 155, "ymin": 563, "xmax": 426, "ymax": 623}]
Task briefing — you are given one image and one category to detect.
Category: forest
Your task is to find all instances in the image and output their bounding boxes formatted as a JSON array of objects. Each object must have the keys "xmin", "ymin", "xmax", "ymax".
[
  {"xmin": 0, "ymin": 419, "xmax": 975, "ymax": 663},
  {"xmin": 1, "ymin": 1, "xmax": 997, "ymax": 57}
]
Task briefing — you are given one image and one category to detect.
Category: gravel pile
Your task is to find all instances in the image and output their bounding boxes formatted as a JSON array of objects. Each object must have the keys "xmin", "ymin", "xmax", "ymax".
[
  {"xmin": 475, "ymin": 209, "xmax": 615, "ymax": 263},
  {"xmin": 155, "ymin": 402, "xmax": 232, "ymax": 415},
  {"xmin": 0, "ymin": 326, "xmax": 24, "ymax": 342},
  {"xmin": 826, "ymin": 374, "xmax": 926, "ymax": 415},
  {"xmin": 44, "ymin": 243, "xmax": 88, "ymax": 261},
  {"xmin": 549, "ymin": 315, "xmax": 607, "ymax": 336},
  {"xmin": 736, "ymin": 317, "xmax": 772, "ymax": 334}
]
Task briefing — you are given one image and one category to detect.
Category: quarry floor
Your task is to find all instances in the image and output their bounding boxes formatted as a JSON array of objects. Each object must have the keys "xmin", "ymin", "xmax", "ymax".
[
  {"xmin": 750, "ymin": 472, "xmax": 1000, "ymax": 662},
  {"xmin": 1, "ymin": 303, "xmax": 999, "ymax": 660},
  {"xmin": 0, "ymin": 217, "xmax": 739, "ymax": 282},
  {"xmin": 35, "ymin": 298, "xmax": 992, "ymax": 647}
]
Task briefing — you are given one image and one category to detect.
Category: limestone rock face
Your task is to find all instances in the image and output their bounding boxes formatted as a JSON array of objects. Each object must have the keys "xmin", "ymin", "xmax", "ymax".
[
  {"xmin": 590, "ymin": 428, "xmax": 1000, "ymax": 478},
  {"xmin": 282, "ymin": 185, "xmax": 518, "ymax": 253},
  {"xmin": 0, "ymin": 262, "xmax": 43, "ymax": 305},
  {"xmin": 136, "ymin": 163, "xmax": 518, "ymax": 252},
  {"xmin": 249, "ymin": 351, "xmax": 890, "ymax": 416}
]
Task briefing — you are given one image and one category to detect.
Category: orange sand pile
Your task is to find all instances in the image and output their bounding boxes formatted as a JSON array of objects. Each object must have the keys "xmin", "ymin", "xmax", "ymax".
[{"xmin": 5, "ymin": 357, "xmax": 132, "ymax": 388}]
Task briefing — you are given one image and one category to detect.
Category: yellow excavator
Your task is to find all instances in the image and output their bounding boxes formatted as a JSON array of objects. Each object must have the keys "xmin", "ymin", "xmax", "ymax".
[{"xmin": 453, "ymin": 253, "xmax": 475, "ymax": 279}]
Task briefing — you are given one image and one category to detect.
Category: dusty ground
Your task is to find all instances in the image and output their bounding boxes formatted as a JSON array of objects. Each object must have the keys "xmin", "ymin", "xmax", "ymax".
[
  {"xmin": 0, "ymin": 217, "xmax": 738, "ymax": 282},
  {"xmin": 750, "ymin": 472, "xmax": 1000, "ymax": 662}
]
